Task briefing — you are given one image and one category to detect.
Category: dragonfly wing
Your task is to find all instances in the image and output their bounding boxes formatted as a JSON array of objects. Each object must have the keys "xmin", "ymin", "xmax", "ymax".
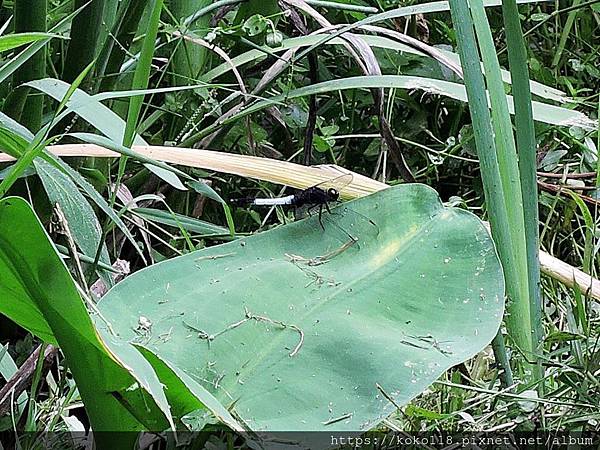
[{"xmin": 309, "ymin": 173, "xmax": 354, "ymax": 192}]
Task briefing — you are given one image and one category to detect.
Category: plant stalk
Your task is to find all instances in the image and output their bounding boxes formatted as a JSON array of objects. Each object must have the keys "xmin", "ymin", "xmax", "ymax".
[
  {"xmin": 501, "ymin": 0, "xmax": 543, "ymax": 384},
  {"xmin": 4, "ymin": 0, "xmax": 47, "ymax": 132}
]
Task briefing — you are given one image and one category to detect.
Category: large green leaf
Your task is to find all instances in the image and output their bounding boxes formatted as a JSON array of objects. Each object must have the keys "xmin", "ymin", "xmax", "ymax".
[
  {"xmin": 0, "ymin": 197, "xmax": 169, "ymax": 436},
  {"xmin": 0, "ymin": 196, "xmax": 243, "ymax": 438},
  {"xmin": 99, "ymin": 184, "xmax": 505, "ymax": 431}
]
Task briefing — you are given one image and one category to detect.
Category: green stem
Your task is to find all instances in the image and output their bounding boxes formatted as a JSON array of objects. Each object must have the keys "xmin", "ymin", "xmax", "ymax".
[
  {"xmin": 448, "ymin": 0, "xmax": 534, "ymax": 377},
  {"xmin": 62, "ymin": 0, "xmax": 105, "ymax": 83},
  {"xmin": 6, "ymin": 0, "xmax": 47, "ymax": 132},
  {"xmin": 501, "ymin": 0, "xmax": 543, "ymax": 383},
  {"xmin": 491, "ymin": 331, "xmax": 514, "ymax": 388}
]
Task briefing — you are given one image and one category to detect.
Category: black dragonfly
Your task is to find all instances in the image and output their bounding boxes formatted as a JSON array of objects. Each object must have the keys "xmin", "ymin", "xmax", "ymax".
[
  {"xmin": 231, "ymin": 174, "xmax": 378, "ymax": 243},
  {"xmin": 231, "ymin": 174, "xmax": 353, "ymax": 227}
]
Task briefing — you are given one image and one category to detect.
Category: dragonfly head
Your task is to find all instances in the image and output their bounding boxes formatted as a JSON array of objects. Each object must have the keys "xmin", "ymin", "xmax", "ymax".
[{"xmin": 327, "ymin": 188, "xmax": 340, "ymax": 201}]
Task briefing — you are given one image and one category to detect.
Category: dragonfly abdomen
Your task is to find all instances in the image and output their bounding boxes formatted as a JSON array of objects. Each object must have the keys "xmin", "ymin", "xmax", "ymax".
[{"xmin": 253, "ymin": 194, "xmax": 296, "ymax": 206}]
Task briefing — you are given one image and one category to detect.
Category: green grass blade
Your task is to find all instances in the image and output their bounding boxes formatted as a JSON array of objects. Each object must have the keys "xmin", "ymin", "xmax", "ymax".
[
  {"xmin": 0, "ymin": 33, "xmax": 62, "ymax": 53},
  {"xmin": 133, "ymin": 207, "xmax": 230, "ymax": 236},
  {"xmin": 117, "ymin": 0, "xmax": 165, "ymax": 207},
  {"xmin": 290, "ymin": 0, "xmax": 550, "ymax": 72},
  {"xmin": 202, "ymin": 34, "xmax": 569, "ymax": 104},
  {"xmin": 551, "ymin": 0, "xmax": 582, "ymax": 67},
  {"xmin": 501, "ymin": 0, "xmax": 543, "ymax": 375},
  {"xmin": 468, "ymin": 0, "xmax": 534, "ymax": 364},
  {"xmin": 122, "ymin": 0, "xmax": 164, "ymax": 147},
  {"xmin": 180, "ymin": 75, "xmax": 595, "ymax": 147},
  {"xmin": 447, "ymin": 0, "xmax": 533, "ymax": 378}
]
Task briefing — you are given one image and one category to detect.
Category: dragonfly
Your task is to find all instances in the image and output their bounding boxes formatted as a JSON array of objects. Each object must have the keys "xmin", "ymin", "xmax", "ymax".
[
  {"xmin": 231, "ymin": 174, "xmax": 378, "ymax": 241},
  {"xmin": 231, "ymin": 174, "xmax": 351, "ymax": 225}
]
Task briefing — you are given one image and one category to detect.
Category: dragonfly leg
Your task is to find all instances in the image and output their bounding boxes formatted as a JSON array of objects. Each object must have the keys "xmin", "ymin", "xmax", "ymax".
[
  {"xmin": 304, "ymin": 204, "xmax": 318, "ymax": 218},
  {"xmin": 318, "ymin": 204, "xmax": 325, "ymax": 230}
]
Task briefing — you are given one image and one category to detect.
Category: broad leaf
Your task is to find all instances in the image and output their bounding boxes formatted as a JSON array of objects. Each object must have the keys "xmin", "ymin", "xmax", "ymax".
[
  {"xmin": 35, "ymin": 160, "xmax": 112, "ymax": 274},
  {"xmin": 0, "ymin": 196, "xmax": 243, "ymax": 437},
  {"xmin": 99, "ymin": 184, "xmax": 505, "ymax": 432},
  {"xmin": 0, "ymin": 197, "xmax": 171, "ymax": 438}
]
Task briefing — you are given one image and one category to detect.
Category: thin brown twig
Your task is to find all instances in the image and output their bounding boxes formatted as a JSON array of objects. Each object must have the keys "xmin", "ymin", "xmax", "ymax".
[
  {"xmin": 53, "ymin": 204, "xmax": 88, "ymax": 292},
  {"xmin": 538, "ymin": 180, "xmax": 600, "ymax": 206},
  {"xmin": 537, "ymin": 171, "xmax": 598, "ymax": 179},
  {"xmin": 0, "ymin": 345, "xmax": 57, "ymax": 416},
  {"xmin": 244, "ymin": 307, "xmax": 305, "ymax": 357}
]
